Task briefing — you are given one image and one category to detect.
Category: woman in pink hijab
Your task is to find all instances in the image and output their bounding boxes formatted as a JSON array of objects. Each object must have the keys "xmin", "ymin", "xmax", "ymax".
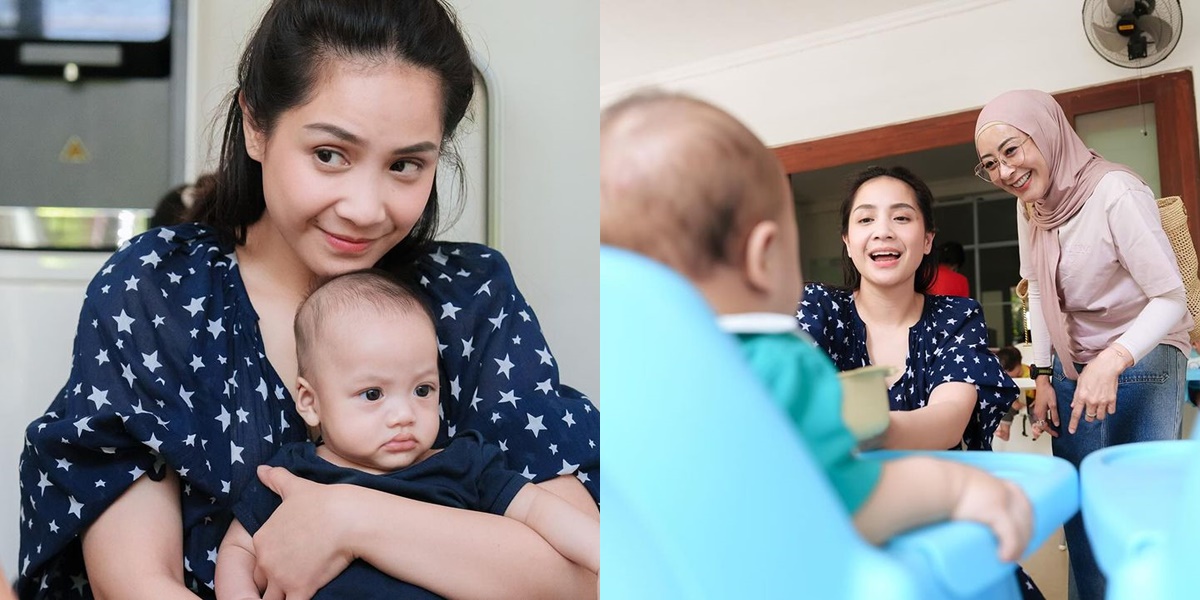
[{"xmin": 975, "ymin": 89, "xmax": 1191, "ymax": 600}]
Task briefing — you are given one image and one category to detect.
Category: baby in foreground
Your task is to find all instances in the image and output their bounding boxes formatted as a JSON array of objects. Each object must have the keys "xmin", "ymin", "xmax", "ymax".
[{"xmin": 600, "ymin": 91, "xmax": 1032, "ymax": 559}]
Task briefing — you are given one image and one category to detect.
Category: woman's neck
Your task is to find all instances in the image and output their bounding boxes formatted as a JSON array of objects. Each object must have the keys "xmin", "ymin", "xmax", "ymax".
[
  {"xmin": 853, "ymin": 282, "xmax": 924, "ymax": 329},
  {"xmin": 238, "ymin": 219, "xmax": 315, "ymax": 303}
]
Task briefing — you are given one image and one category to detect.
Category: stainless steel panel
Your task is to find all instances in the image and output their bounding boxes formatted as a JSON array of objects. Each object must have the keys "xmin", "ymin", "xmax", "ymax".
[
  {"xmin": 0, "ymin": 205, "xmax": 150, "ymax": 249},
  {"xmin": 0, "ymin": 77, "xmax": 172, "ymax": 209}
]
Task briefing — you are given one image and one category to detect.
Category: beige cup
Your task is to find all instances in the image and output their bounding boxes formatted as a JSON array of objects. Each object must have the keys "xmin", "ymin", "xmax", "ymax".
[{"xmin": 837, "ymin": 365, "xmax": 896, "ymax": 449}]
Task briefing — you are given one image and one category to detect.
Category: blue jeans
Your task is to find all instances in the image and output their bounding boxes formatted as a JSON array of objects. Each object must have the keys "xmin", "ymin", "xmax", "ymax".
[{"xmin": 1050, "ymin": 344, "xmax": 1186, "ymax": 600}]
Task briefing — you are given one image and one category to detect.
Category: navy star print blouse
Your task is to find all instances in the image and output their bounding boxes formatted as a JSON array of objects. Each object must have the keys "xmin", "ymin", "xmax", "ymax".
[
  {"xmin": 16, "ymin": 224, "xmax": 599, "ymax": 598},
  {"xmin": 796, "ymin": 283, "xmax": 1016, "ymax": 451}
]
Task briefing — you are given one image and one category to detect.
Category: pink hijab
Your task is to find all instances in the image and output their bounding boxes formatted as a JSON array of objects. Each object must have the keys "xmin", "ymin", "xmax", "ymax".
[{"xmin": 975, "ymin": 90, "xmax": 1142, "ymax": 379}]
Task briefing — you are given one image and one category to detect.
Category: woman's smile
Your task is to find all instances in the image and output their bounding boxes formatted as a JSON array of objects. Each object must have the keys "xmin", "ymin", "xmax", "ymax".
[{"xmin": 321, "ymin": 229, "xmax": 376, "ymax": 255}]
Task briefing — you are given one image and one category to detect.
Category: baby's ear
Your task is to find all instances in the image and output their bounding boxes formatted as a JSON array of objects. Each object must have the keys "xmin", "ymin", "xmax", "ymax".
[
  {"xmin": 294, "ymin": 376, "xmax": 322, "ymax": 428},
  {"xmin": 743, "ymin": 219, "xmax": 780, "ymax": 294}
]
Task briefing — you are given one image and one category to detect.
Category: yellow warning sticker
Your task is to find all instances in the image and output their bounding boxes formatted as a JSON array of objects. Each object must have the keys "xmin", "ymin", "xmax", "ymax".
[{"xmin": 59, "ymin": 135, "xmax": 91, "ymax": 164}]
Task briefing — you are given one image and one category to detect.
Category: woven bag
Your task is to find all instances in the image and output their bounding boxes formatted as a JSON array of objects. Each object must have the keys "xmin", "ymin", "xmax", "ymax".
[{"xmin": 1157, "ymin": 196, "xmax": 1200, "ymax": 343}]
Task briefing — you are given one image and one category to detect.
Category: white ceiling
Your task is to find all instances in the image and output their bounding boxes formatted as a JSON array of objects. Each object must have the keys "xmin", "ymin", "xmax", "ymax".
[
  {"xmin": 601, "ymin": 0, "xmax": 989, "ymax": 202},
  {"xmin": 600, "ymin": 0, "xmax": 944, "ymax": 86}
]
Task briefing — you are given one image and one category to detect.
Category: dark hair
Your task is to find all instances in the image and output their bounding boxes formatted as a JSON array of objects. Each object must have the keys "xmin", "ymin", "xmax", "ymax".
[
  {"xmin": 294, "ymin": 268, "xmax": 436, "ymax": 377},
  {"xmin": 189, "ymin": 0, "xmax": 475, "ymax": 272},
  {"xmin": 839, "ymin": 165, "xmax": 939, "ymax": 293},
  {"xmin": 150, "ymin": 173, "xmax": 217, "ymax": 228},
  {"xmin": 995, "ymin": 345, "xmax": 1022, "ymax": 372},
  {"xmin": 937, "ymin": 240, "xmax": 966, "ymax": 268}
]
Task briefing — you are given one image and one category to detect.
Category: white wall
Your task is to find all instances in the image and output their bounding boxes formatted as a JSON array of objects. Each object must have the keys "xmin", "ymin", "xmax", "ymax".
[
  {"xmin": 600, "ymin": 0, "xmax": 1200, "ymax": 158},
  {"xmin": 187, "ymin": 1, "xmax": 599, "ymax": 399}
]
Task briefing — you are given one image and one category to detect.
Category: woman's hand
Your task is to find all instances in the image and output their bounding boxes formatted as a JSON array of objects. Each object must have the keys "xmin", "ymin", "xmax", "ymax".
[
  {"xmin": 1067, "ymin": 346, "xmax": 1131, "ymax": 434},
  {"xmin": 251, "ymin": 466, "xmax": 356, "ymax": 600},
  {"xmin": 1030, "ymin": 376, "xmax": 1058, "ymax": 440}
]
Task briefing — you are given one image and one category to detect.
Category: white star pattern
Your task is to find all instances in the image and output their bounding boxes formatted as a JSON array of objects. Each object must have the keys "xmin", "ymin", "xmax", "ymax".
[
  {"xmin": 143, "ymin": 351, "xmax": 162, "ymax": 372},
  {"xmin": 207, "ymin": 318, "xmax": 225, "ymax": 339},
  {"xmin": 183, "ymin": 297, "xmax": 204, "ymax": 317},
  {"xmin": 113, "ymin": 310, "xmax": 135, "ymax": 334},
  {"xmin": 140, "ymin": 250, "xmax": 162, "ymax": 267},
  {"xmin": 499, "ymin": 390, "xmax": 519, "ymax": 408},
  {"xmin": 495, "ymin": 354, "xmax": 514, "ymax": 379},
  {"xmin": 488, "ymin": 308, "xmax": 508, "ymax": 331},
  {"xmin": 66, "ymin": 496, "xmax": 83, "ymax": 519},
  {"xmin": 87, "ymin": 387, "xmax": 110, "ymax": 410},
  {"xmin": 525, "ymin": 414, "xmax": 546, "ymax": 437},
  {"xmin": 797, "ymin": 283, "xmax": 1016, "ymax": 450}
]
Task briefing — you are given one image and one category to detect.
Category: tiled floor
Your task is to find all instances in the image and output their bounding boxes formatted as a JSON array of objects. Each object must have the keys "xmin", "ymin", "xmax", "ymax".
[{"xmin": 990, "ymin": 400, "xmax": 1199, "ymax": 600}]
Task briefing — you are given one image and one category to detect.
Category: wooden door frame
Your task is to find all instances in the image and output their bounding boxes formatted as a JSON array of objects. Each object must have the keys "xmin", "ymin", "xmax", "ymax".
[{"xmin": 772, "ymin": 70, "xmax": 1200, "ymax": 241}]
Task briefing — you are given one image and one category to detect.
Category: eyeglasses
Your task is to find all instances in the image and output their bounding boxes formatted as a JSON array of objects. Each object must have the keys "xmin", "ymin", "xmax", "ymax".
[{"xmin": 974, "ymin": 136, "xmax": 1032, "ymax": 182}]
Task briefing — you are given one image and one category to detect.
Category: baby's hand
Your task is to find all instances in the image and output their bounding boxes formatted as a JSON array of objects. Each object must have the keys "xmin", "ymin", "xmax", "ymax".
[
  {"xmin": 950, "ymin": 473, "xmax": 1032, "ymax": 562},
  {"xmin": 995, "ymin": 421, "xmax": 1011, "ymax": 441}
]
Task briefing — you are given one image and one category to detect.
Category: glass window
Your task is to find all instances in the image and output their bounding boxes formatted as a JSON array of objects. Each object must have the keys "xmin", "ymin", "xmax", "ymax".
[
  {"xmin": 933, "ymin": 202, "xmax": 974, "ymax": 246},
  {"xmin": 1076, "ymin": 103, "xmax": 1161, "ymax": 197},
  {"xmin": 977, "ymin": 197, "xmax": 1017, "ymax": 244}
]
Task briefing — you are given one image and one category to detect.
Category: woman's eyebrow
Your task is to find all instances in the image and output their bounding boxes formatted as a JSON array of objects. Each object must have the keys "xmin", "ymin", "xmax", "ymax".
[
  {"xmin": 305, "ymin": 122, "xmax": 362, "ymax": 144},
  {"xmin": 981, "ymin": 136, "xmax": 1021, "ymax": 157},
  {"xmin": 303, "ymin": 123, "xmax": 439, "ymax": 154}
]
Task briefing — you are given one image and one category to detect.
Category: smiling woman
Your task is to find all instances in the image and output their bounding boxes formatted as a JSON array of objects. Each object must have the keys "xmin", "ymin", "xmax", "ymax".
[
  {"xmin": 975, "ymin": 88, "xmax": 1191, "ymax": 600},
  {"xmin": 796, "ymin": 165, "xmax": 1018, "ymax": 453},
  {"xmin": 796, "ymin": 165, "xmax": 1039, "ymax": 598},
  {"xmin": 15, "ymin": 1, "xmax": 599, "ymax": 598}
]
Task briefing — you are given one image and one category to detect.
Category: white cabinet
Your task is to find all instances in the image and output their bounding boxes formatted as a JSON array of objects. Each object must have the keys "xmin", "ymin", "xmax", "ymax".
[{"xmin": 0, "ymin": 249, "xmax": 109, "ymax": 576}]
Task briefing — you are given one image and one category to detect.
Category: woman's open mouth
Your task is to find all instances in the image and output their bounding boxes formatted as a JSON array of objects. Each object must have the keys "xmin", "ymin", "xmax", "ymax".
[{"xmin": 869, "ymin": 250, "xmax": 901, "ymax": 265}]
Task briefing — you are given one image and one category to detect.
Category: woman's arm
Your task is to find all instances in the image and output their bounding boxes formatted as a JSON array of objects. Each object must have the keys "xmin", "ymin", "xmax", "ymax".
[
  {"xmin": 504, "ymin": 482, "xmax": 600, "ymax": 574},
  {"xmin": 251, "ymin": 467, "xmax": 597, "ymax": 600},
  {"xmin": 81, "ymin": 470, "xmax": 199, "ymax": 600},
  {"xmin": 215, "ymin": 520, "xmax": 264, "ymax": 600},
  {"xmin": 883, "ymin": 382, "xmax": 975, "ymax": 449},
  {"xmin": 0, "ymin": 566, "xmax": 16, "ymax": 600}
]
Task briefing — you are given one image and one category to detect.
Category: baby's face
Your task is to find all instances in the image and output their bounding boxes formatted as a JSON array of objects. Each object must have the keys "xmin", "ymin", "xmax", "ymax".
[{"xmin": 305, "ymin": 306, "xmax": 442, "ymax": 474}]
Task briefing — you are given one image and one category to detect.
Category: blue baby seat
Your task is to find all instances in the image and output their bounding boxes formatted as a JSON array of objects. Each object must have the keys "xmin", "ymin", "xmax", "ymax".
[
  {"xmin": 1080, "ymin": 413, "xmax": 1200, "ymax": 599},
  {"xmin": 600, "ymin": 246, "xmax": 1079, "ymax": 599}
]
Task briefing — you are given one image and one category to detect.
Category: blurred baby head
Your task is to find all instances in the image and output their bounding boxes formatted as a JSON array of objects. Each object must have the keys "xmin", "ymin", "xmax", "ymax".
[{"xmin": 600, "ymin": 91, "xmax": 801, "ymax": 315}]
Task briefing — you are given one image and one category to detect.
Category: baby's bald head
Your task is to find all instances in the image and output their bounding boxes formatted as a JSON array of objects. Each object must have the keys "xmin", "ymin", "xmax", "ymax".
[{"xmin": 600, "ymin": 92, "xmax": 790, "ymax": 279}]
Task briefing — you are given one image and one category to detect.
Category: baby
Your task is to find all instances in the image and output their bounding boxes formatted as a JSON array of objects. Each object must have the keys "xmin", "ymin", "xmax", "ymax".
[
  {"xmin": 215, "ymin": 270, "xmax": 598, "ymax": 599},
  {"xmin": 600, "ymin": 91, "xmax": 1032, "ymax": 558},
  {"xmin": 994, "ymin": 346, "xmax": 1033, "ymax": 442}
]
